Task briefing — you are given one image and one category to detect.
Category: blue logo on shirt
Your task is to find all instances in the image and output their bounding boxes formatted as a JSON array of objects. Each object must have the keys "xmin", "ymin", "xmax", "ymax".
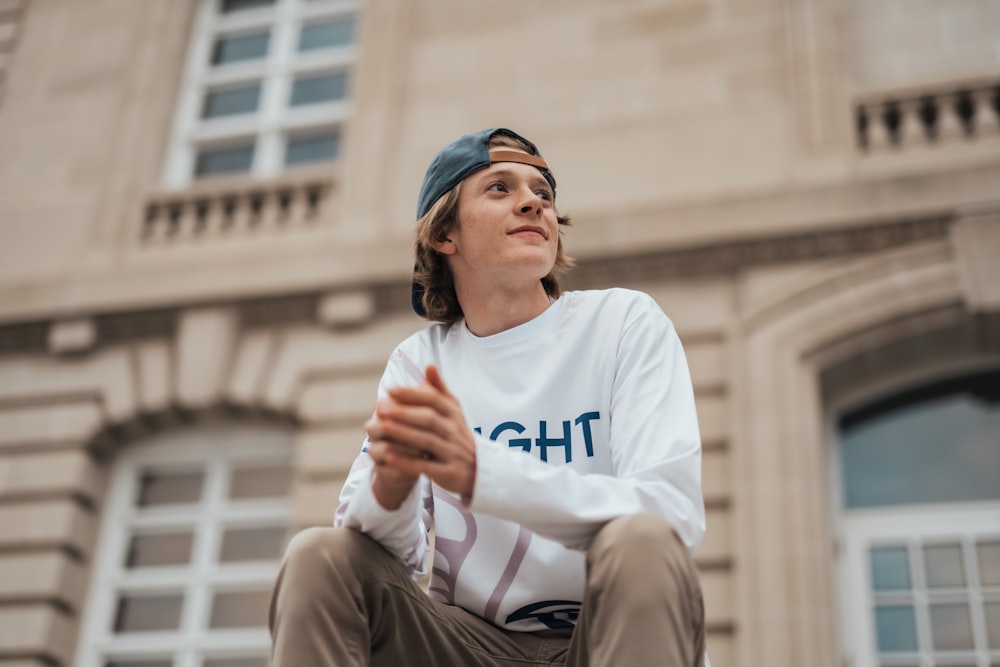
[{"xmin": 473, "ymin": 411, "xmax": 601, "ymax": 463}]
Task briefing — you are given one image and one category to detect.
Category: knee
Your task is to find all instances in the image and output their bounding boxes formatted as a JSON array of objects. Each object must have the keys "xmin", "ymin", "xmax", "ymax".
[
  {"xmin": 282, "ymin": 526, "xmax": 382, "ymax": 577},
  {"xmin": 588, "ymin": 513, "xmax": 693, "ymax": 579}
]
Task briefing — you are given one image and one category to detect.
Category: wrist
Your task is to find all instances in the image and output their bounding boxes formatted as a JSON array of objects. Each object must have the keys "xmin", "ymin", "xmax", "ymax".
[{"xmin": 371, "ymin": 469, "xmax": 417, "ymax": 511}]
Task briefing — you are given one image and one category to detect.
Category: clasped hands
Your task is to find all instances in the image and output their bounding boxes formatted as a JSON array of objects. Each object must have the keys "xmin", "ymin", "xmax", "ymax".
[{"xmin": 364, "ymin": 365, "xmax": 477, "ymax": 510}]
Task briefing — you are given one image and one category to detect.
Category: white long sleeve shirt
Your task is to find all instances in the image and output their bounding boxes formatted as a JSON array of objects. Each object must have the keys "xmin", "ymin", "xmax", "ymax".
[{"xmin": 336, "ymin": 288, "xmax": 705, "ymax": 633}]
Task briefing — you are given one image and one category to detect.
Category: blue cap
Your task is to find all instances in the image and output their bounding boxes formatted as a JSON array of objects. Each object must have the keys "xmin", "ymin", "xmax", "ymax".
[{"xmin": 411, "ymin": 128, "xmax": 556, "ymax": 317}]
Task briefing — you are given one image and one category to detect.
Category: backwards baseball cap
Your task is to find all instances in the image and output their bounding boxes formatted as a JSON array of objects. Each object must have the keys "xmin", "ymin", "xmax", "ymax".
[{"xmin": 411, "ymin": 128, "xmax": 557, "ymax": 317}]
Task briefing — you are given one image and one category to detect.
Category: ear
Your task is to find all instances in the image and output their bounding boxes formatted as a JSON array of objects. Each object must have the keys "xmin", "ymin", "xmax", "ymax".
[{"xmin": 431, "ymin": 235, "xmax": 456, "ymax": 255}]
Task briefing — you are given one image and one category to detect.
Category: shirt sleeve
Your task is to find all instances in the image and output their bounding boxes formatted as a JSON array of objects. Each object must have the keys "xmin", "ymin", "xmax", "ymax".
[
  {"xmin": 468, "ymin": 304, "xmax": 706, "ymax": 552},
  {"xmin": 333, "ymin": 350, "xmax": 434, "ymax": 579}
]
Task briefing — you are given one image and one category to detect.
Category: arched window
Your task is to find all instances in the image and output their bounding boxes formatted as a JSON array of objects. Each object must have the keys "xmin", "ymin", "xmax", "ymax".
[
  {"xmin": 75, "ymin": 423, "xmax": 293, "ymax": 667},
  {"xmin": 835, "ymin": 369, "xmax": 1000, "ymax": 667}
]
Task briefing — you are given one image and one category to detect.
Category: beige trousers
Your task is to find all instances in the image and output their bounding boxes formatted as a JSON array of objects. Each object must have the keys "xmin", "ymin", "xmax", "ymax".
[{"xmin": 269, "ymin": 513, "xmax": 704, "ymax": 666}]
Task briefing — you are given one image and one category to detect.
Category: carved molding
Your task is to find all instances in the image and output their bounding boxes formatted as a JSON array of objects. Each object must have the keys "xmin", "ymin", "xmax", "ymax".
[{"xmin": 0, "ymin": 214, "xmax": 956, "ymax": 356}]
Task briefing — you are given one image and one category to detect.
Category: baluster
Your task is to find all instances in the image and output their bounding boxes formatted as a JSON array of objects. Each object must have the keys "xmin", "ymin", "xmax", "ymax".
[
  {"xmin": 936, "ymin": 93, "xmax": 964, "ymax": 142},
  {"xmin": 866, "ymin": 102, "xmax": 892, "ymax": 151},
  {"xmin": 898, "ymin": 99, "xmax": 925, "ymax": 147},
  {"xmin": 971, "ymin": 87, "xmax": 1000, "ymax": 136},
  {"xmin": 201, "ymin": 196, "xmax": 227, "ymax": 237},
  {"xmin": 173, "ymin": 202, "xmax": 200, "ymax": 241},
  {"xmin": 257, "ymin": 190, "xmax": 282, "ymax": 230},
  {"xmin": 286, "ymin": 186, "xmax": 310, "ymax": 228},
  {"xmin": 230, "ymin": 194, "xmax": 254, "ymax": 233}
]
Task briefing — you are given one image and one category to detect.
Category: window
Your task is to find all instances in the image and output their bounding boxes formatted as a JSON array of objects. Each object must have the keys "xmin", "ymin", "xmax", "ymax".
[
  {"xmin": 165, "ymin": 0, "xmax": 359, "ymax": 186},
  {"xmin": 835, "ymin": 369, "xmax": 1000, "ymax": 667},
  {"xmin": 74, "ymin": 424, "xmax": 293, "ymax": 667}
]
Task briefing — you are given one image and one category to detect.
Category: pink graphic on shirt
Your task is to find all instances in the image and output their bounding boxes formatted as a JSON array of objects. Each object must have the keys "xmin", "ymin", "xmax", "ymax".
[
  {"xmin": 429, "ymin": 489, "xmax": 476, "ymax": 604},
  {"xmin": 484, "ymin": 526, "xmax": 533, "ymax": 624}
]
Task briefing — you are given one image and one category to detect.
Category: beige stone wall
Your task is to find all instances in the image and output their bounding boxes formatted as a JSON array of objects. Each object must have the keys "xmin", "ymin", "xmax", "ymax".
[
  {"xmin": 850, "ymin": 0, "xmax": 1000, "ymax": 92},
  {"xmin": 0, "ymin": 1, "xmax": 998, "ymax": 666}
]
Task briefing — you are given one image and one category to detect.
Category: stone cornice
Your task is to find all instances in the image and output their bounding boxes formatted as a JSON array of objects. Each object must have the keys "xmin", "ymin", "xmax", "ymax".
[{"xmin": 0, "ymin": 215, "xmax": 954, "ymax": 356}]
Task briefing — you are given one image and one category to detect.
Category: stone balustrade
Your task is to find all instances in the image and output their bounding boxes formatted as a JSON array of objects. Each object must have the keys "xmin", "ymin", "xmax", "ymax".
[
  {"xmin": 856, "ymin": 78, "xmax": 1000, "ymax": 151},
  {"xmin": 142, "ymin": 175, "xmax": 334, "ymax": 244}
]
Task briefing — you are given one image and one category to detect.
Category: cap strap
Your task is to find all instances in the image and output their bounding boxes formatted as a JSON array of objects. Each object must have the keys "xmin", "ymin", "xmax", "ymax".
[{"xmin": 488, "ymin": 150, "xmax": 549, "ymax": 170}]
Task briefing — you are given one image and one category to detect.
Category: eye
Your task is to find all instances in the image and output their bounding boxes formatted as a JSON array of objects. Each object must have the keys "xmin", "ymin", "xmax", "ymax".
[
  {"xmin": 486, "ymin": 181, "xmax": 508, "ymax": 193},
  {"xmin": 535, "ymin": 189, "xmax": 553, "ymax": 201}
]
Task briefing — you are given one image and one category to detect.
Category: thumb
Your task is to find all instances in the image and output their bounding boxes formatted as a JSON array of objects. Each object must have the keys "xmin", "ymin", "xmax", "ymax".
[{"xmin": 424, "ymin": 364, "xmax": 451, "ymax": 396}]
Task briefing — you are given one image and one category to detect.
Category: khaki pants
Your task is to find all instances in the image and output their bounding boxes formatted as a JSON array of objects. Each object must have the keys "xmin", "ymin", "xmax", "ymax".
[{"xmin": 269, "ymin": 513, "xmax": 704, "ymax": 666}]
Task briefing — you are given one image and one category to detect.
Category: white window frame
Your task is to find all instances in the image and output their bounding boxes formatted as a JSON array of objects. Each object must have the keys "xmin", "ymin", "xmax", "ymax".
[
  {"xmin": 837, "ymin": 504, "xmax": 1000, "ymax": 667},
  {"xmin": 164, "ymin": 0, "xmax": 359, "ymax": 188},
  {"xmin": 75, "ymin": 424, "xmax": 294, "ymax": 667},
  {"xmin": 829, "ymin": 369, "xmax": 1000, "ymax": 667}
]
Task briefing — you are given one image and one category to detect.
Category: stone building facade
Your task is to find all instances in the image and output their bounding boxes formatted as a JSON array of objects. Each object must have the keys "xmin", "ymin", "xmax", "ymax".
[{"xmin": 0, "ymin": 0, "xmax": 998, "ymax": 666}]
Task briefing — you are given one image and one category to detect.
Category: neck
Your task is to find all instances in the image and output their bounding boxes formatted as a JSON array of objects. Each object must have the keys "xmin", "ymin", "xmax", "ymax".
[{"xmin": 455, "ymin": 281, "xmax": 553, "ymax": 337}]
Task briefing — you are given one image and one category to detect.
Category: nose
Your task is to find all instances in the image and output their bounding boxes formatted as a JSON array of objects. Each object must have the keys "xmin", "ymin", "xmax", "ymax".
[{"xmin": 516, "ymin": 186, "xmax": 544, "ymax": 215}]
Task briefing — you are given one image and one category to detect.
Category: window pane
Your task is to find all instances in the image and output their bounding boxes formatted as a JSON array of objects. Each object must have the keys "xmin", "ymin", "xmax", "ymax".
[
  {"xmin": 929, "ymin": 603, "xmax": 974, "ymax": 650},
  {"xmin": 839, "ymin": 372, "xmax": 1000, "ymax": 508},
  {"xmin": 114, "ymin": 594, "xmax": 183, "ymax": 632},
  {"xmin": 212, "ymin": 32, "xmax": 269, "ymax": 65},
  {"xmin": 219, "ymin": 526, "xmax": 286, "ymax": 562},
  {"xmin": 137, "ymin": 471, "xmax": 203, "ymax": 507},
  {"xmin": 203, "ymin": 658, "xmax": 268, "ymax": 667},
  {"xmin": 986, "ymin": 601, "xmax": 1000, "ymax": 649},
  {"xmin": 289, "ymin": 72, "xmax": 347, "ymax": 106},
  {"xmin": 221, "ymin": 0, "xmax": 273, "ymax": 12},
  {"xmin": 924, "ymin": 544, "xmax": 966, "ymax": 588},
  {"xmin": 285, "ymin": 132, "xmax": 340, "ymax": 165},
  {"xmin": 126, "ymin": 532, "xmax": 194, "ymax": 568},
  {"xmin": 203, "ymin": 83, "xmax": 261, "ymax": 118},
  {"xmin": 871, "ymin": 546, "xmax": 911, "ymax": 591},
  {"xmin": 195, "ymin": 144, "xmax": 255, "ymax": 177},
  {"xmin": 209, "ymin": 590, "xmax": 270, "ymax": 628},
  {"xmin": 298, "ymin": 18, "xmax": 354, "ymax": 52},
  {"xmin": 979, "ymin": 541, "xmax": 1000, "ymax": 585},
  {"xmin": 875, "ymin": 605, "xmax": 918, "ymax": 652},
  {"xmin": 229, "ymin": 464, "xmax": 291, "ymax": 499}
]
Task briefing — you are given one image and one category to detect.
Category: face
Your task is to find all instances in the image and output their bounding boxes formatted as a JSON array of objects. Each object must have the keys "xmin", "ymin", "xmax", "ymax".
[{"xmin": 433, "ymin": 155, "xmax": 559, "ymax": 293}]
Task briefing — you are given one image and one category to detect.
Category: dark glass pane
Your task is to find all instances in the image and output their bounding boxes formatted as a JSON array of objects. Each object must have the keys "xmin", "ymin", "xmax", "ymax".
[
  {"xmin": 929, "ymin": 603, "xmax": 974, "ymax": 650},
  {"xmin": 986, "ymin": 601, "xmax": 1000, "ymax": 649},
  {"xmin": 203, "ymin": 658, "xmax": 268, "ymax": 667},
  {"xmin": 137, "ymin": 471, "xmax": 203, "ymax": 507},
  {"xmin": 875, "ymin": 605, "xmax": 918, "ymax": 652},
  {"xmin": 195, "ymin": 144, "xmax": 254, "ymax": 177},
  {"xmin": 229, "ymin": 464, "xmax": 291, "ymax": 499},
  {"xmin": 289, "ymin": 72, "xmax": 347, "ymax": 106},
  {"xmin": 871, "ymin": 546, "xmax": 911, "ymax": 591},
  {"xmin": 221, "ymin": 0, "xmax": 273, "ymax": 13},
  {"xmin": 285, "ymin": 132, "xmax": 340, "ymax": 165},
  {"xmin": 979, "ymin": 541, "xmax": 1000, "ymax": 585},
  {"xmin": 203, "ymin": 83, "xmax": 261, "ymax": 118},
  {"xmin": 105, "ymin": 661, "xmax": 173, "ymax": 667},
  {"xmin": 209, "ymin": 590, "xmax": 270, "ymax": 628},
  {"xmin": 212, "ymin": 32, "xmax": 269, "ymax": 65},
  {"xmin": 839, "ymin": 372, "xmax": 1000, "ymax": 508},
  {"xmin": 298, "ymin": 18, "xmax": 354, "ymax": 52},
  {"xmin": 126, "ymin": 531, "xmax": 194, "ymax": 568},
  {"xmin": 114, "ymin": 594, "xmax": 183, "ymax": 632},
  {"xmin": 219, "ymin": 526, "xmax": 287, "ymax": 562},
  {"xmin": 924, "ymin": 544, "xmax": 966, "ymax": 588}
]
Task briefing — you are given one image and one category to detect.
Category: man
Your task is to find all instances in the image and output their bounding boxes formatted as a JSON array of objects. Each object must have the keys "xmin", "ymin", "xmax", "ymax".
[{"xmin": 269, "ymin": 128, "xmax": 706, "ymax": 666}]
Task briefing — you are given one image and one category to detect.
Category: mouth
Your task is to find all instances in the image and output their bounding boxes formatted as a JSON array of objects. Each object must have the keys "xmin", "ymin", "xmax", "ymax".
[{"xmin": 508, "ymin": 225, "xmax": 548, "ymax": 240}]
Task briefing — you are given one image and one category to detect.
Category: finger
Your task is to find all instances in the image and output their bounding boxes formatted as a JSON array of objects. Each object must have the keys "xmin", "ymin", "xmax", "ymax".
[
  {"xmin": 381, "ymin": 442, "xmax": 430, "ymax": 460},
  {"xmin": 375, "ymin": 417, "xmax": 447, "ymax": 458},
  {"xmin": 424, "ymin": 365, "xmax": 452, "ymax": 397},
  {"xmin": 386, "ymin": 384, "xmax": 455, "ymax": 418},
  {"xmin": 382, "ymin": 451, "xmax": 443, "ymax": 477},
  {"xmin": 375, "ymin": 400, "xmax": 448, "ymax": 438}
]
